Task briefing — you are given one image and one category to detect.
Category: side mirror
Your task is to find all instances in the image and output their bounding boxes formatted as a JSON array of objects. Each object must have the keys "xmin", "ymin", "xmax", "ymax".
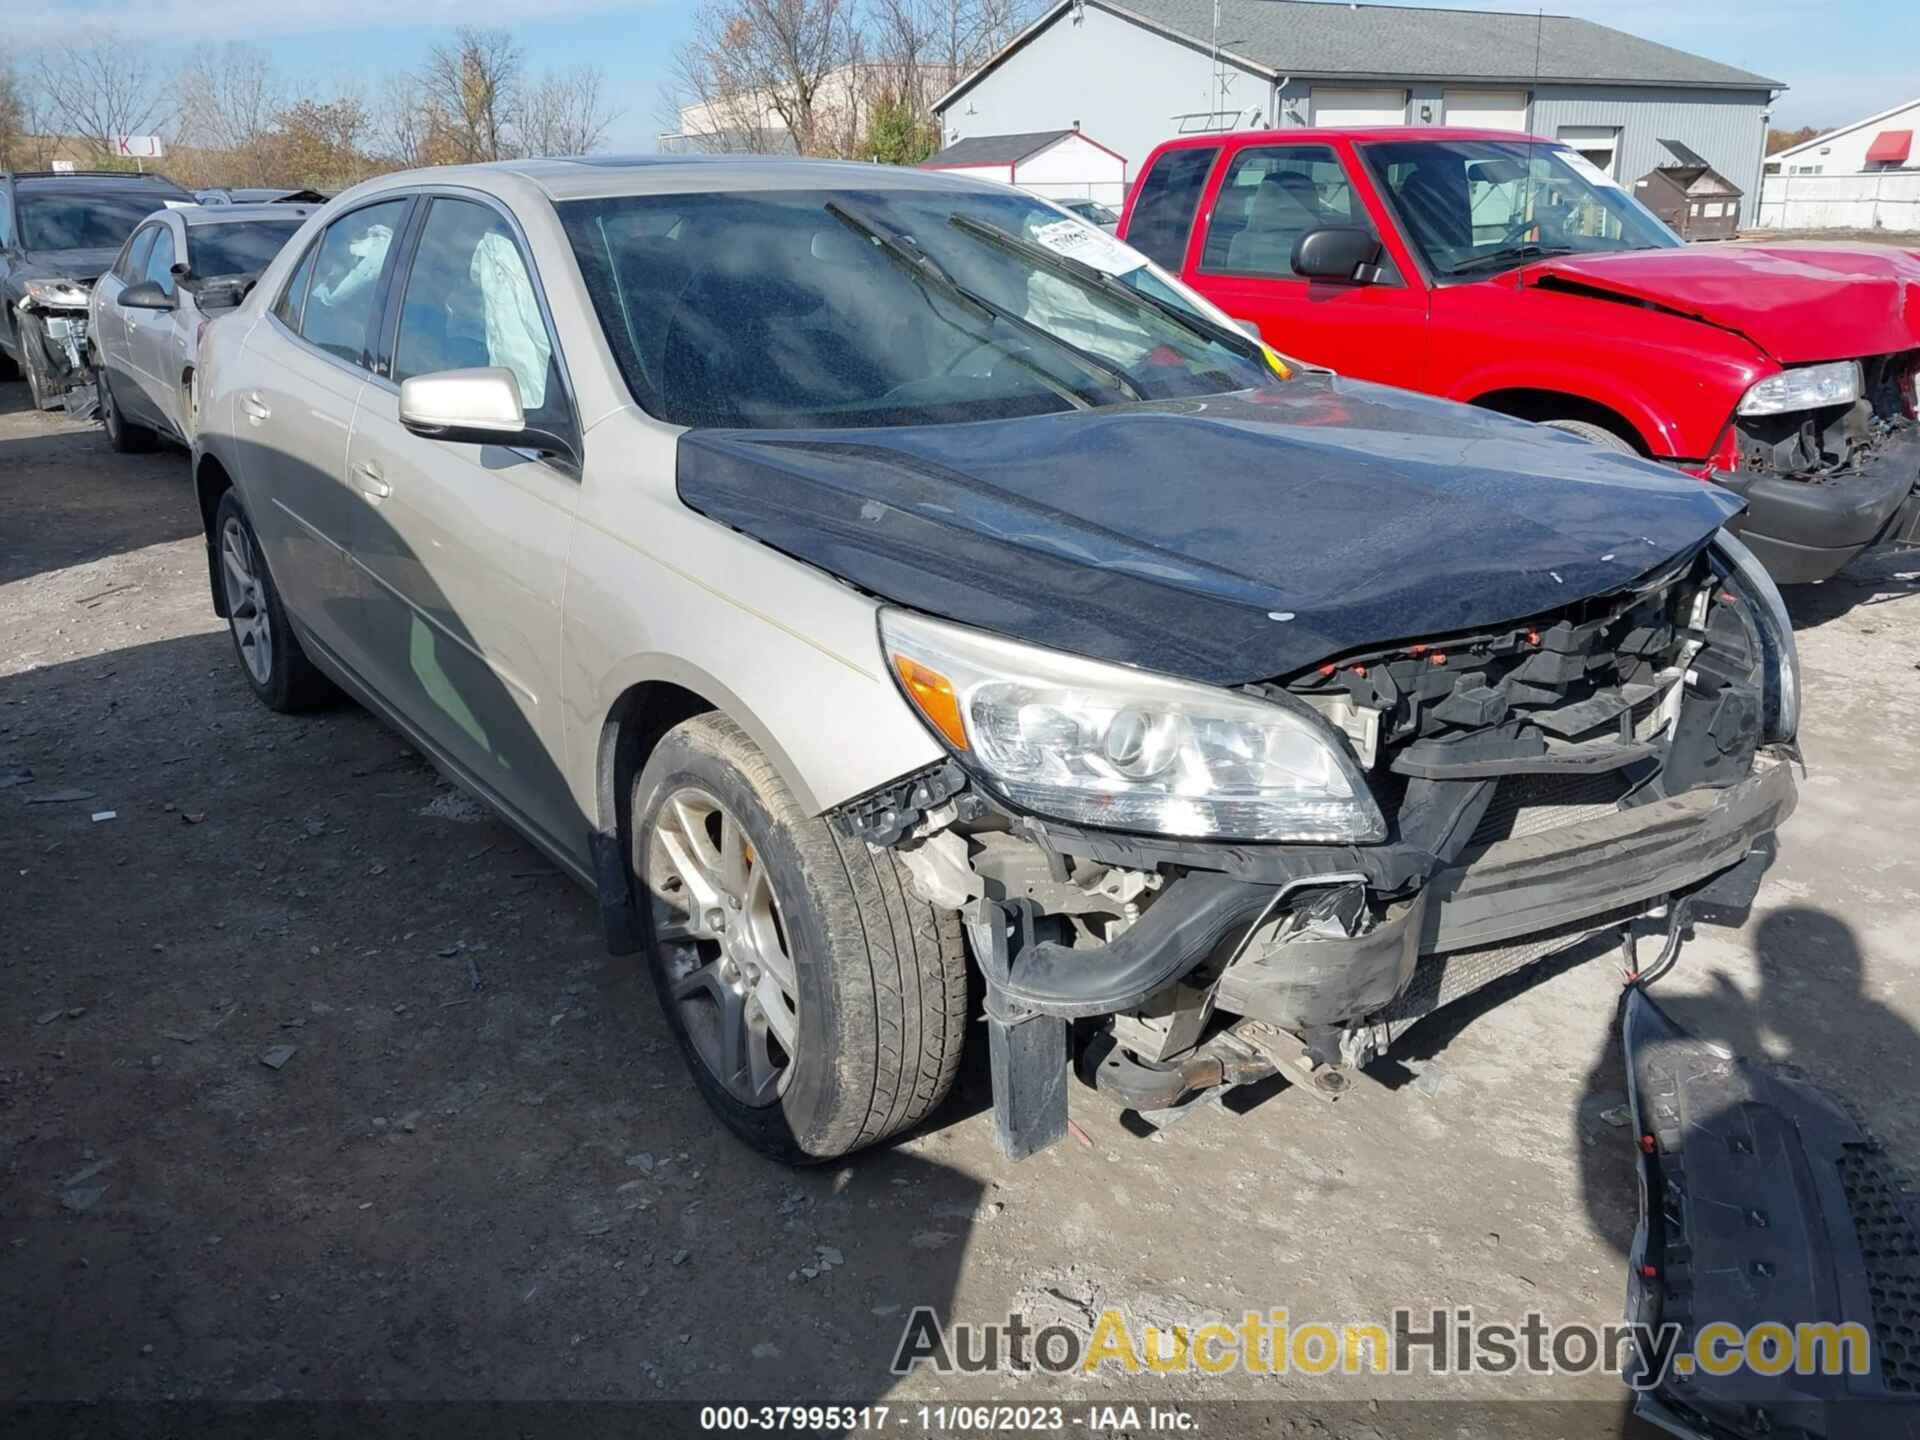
[
  {"xmin": 119, "ymin": 279, "xmax": 176, "ymax": 311},
  {"xmin": 1292, "ymin": 227, "xmax": 1387, "ymax": 284},
  {"xmin": 399, "ymin": 367, "xmax": 575, "ymax": 461}
]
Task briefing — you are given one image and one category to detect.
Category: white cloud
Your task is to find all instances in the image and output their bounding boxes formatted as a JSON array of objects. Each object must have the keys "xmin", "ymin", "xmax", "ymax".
[{"xmin": 11, "ymin": 0, "xmax": 643, "ymax": 44}]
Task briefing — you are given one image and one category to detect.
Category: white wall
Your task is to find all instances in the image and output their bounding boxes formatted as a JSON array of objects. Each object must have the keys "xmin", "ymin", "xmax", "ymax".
[
  {"xmin": 1773, "ymin": 100, "xmax": 1920, "ymax": 175},
  {"xmin": 1756, "ymin": 171, "xmax": 1920, "ymax": 231},
  {"xmin": 1015, "ymin": 133, "xmax": 1130, "ymax": 204},
  {"xmin": 935, "ymin": 5, "xmax": 1269, "ymax": 189}
]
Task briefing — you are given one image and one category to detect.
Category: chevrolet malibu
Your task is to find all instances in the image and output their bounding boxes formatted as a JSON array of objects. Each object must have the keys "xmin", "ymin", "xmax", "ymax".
[{"xmin": 191, "ymin": 157, "xmax": 1800, "ymax": 1162}]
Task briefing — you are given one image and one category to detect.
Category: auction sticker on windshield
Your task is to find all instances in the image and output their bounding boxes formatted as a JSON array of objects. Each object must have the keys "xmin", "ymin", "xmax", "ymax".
[{"xmin": 1031, "ymin": 218, "xmax": 1143, "ymax": 276}]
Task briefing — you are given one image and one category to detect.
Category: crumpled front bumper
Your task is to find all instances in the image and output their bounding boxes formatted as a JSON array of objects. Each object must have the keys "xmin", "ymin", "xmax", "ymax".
[
  {"xmin": 1719, "ymin": 427, "xmax": 1920, "ymax": 585},
  {"xmin": 1622, "ymin": 987, "xmax": 1920, "ymax": 1439},
  {"xmin": 997, "ymin": 760, "xmax": 1796, "ymax": 1031}
]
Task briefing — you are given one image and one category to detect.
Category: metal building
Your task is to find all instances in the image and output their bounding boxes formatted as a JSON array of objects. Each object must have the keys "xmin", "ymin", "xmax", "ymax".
[{"xmin": 933, "ymin": 0, "xmax": 1782, "ymax": 224}]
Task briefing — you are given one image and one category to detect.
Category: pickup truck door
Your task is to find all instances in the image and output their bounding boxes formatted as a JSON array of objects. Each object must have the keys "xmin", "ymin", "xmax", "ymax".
[
  {"xmin": 343, "ymin": 193, "xmax": 584, "ymax": 863},
  {"xmin": 1180, "ymin": 141, "xmax": 1431, "ymax": 390}
]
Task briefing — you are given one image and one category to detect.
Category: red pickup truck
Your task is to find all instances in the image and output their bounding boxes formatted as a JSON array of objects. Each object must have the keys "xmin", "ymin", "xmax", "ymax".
[{"xmin": 1119, "ymin": 127, "xmax": 1920, "ymax": 583}]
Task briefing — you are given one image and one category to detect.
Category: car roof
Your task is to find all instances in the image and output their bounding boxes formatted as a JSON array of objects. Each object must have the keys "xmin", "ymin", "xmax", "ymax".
[
  {"xmin": 1153, "ymin": 126, "xmax": 1560, "ymax": 150},
  {"xmin": 335, "ymin": 154, "xmax": 1016, "ymax": 206},
  {"xmin": 8, "ymin": 172, "xmax": 194, "ymax": 197},
  {"xmin": 172, "ymin": 203, "xmax": 319, "ymax": 226}
]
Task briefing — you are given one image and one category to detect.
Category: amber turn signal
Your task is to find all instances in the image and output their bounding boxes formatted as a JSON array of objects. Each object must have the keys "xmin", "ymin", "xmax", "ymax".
[{"xmin": 891, "ymin": 655, "xmax": 970, "ymax": 752}]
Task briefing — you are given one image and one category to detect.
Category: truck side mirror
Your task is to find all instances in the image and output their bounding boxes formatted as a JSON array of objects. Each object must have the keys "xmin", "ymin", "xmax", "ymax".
[{"xmin": 1293, "ymin": 227, "xmax": 1387, "ymax": 284}]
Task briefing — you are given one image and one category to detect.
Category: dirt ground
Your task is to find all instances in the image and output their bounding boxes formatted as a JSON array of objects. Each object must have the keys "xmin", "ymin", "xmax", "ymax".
[{"xmin": 4, "ymin": 380, "xmax": 1919, "ymax": 1437}]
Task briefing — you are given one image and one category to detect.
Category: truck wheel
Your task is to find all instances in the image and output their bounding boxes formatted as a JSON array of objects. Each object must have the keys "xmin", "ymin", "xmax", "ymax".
[
  {"xmin": 1543, "ymin": 418, "xmax": 1635, "ymax": 454},
  {"xmin": 98, "ymin": 368, "xmax": 157, "ymax": 453},
  {"xmin": 213, "ymin": 491, "xmax": 336, "ymax": 712},
  {"xmin": 18, "ymin": 315, "xmax": 61, "ymax": 412},
  {"xmin": 633, "ymin": 713, "xmax": 969, "ymax": 1163}
]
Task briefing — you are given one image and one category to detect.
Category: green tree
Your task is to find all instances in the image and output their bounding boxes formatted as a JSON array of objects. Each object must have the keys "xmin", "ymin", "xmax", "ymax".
[{"xmin": 863, "ymin": 93, "xmax": 937, "ymax": 165}]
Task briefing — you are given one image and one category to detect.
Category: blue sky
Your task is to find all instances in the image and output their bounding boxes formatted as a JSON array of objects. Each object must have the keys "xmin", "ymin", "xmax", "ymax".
[{"xmin": 14, "ymin": 0, "xmax": 1917, "ymax": 151}]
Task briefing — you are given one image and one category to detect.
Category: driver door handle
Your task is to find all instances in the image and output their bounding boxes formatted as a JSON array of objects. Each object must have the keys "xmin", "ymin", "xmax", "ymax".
[{"xmin": 352, "ymin": 459, "xmax": 391, "ymax": 500}]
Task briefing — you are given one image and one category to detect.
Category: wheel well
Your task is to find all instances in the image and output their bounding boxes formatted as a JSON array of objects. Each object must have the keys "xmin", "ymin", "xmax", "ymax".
[
  {"xmin": 195, "ymin": 454, "xmax": 233, "ymax": 539},
  {"xmin": 1472, "ymin": 389, "xmax": 1647, "ymax": 454},
  {"xmin": 597, "ymin": 678, "xmax": 716, "ymax": 868}
]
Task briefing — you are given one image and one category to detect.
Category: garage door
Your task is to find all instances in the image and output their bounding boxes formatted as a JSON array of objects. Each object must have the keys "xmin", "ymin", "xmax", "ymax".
[
  {"xmin": 1445, "ymin": 89, "xmax": 1530, "ymax": 131},
  {"xmin": 1311, "ymin": 87, "xmax": 1407, "ymax": 127}
]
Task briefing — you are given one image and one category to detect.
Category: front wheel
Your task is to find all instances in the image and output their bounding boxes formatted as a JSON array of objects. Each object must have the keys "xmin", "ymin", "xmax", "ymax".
[
  {"xmin": 1543, "ymin": 418, "xmax": 1636, "ymax": 454},
  {"xmin": 213, "ymin": 491, "xmax": 336, "ymax": 712},
  {"xmin": 634, "ymin": 713, "xmax": 969, "ymax": 1162}
]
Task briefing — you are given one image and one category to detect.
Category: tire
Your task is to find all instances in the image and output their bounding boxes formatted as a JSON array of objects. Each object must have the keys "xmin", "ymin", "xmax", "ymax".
[
  {"xmin": 1543, "ymin": 418, "xmax": 1636, "ymax": 454},
  {"xmin": 18, "ymin": 315, "xmax": 61, "ymax": 412},
  {"xmin": 212, "ymin": 490, "xmax": 336, "ymax": 712},
  {"xmin": 98, "ymin": 367, "xmax": 157, "ymax": 453},
  {"xmin": 633, "ymin": 713, "xmax": 969, "ymax": 1163}
]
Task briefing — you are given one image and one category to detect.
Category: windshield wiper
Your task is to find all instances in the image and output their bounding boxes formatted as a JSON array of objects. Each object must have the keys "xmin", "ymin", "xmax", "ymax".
[
  {"xmin": 1443, "ymin": 243, "xmax": 1574, "ymax": 276},
  {"xmin": 947, "ymin": 212, "xmax": 1263, "ymax": 362},
  {"xmin": 824, "ymin": 200, "xmax": 1136, "ymax": 404}
]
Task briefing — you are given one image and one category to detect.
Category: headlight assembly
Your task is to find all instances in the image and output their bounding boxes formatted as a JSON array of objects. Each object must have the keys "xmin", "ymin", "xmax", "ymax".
[
  {"xmin": 1737, "ymin": 360, "xmax": 1860, "ymax": 417},
  {"xmin": 22, "ymin": 277, "xmax": 93, "ymax": 309},
  {"xmin": 1711, "ymin": 532, "xmax": 1799, "ymax": 743},
  {"xmin": 879, "ymin": 608, "xmax": 1385, "ymax": 842}
]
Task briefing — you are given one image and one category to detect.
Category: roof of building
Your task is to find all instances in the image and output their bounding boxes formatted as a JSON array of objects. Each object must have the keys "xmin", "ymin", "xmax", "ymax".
[
  {"xmin": 923, "ymin": 130, "xmax": 1075, "ymax": 167},
  {"xmin": 1773, "ymin": 96, "xmax": 1920, "ymax": 159},
  {"xmin": 938, "ymin": 0, "xmax": 1781, "ymax": 113}
]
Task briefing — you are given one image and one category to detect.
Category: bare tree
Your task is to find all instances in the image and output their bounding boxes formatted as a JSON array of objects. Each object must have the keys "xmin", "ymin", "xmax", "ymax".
[
  {"xmin": 38, "ymin": 33, "xmax": 169, "ymax": 162},
  {"xmin": 517, "ymin": 65, "xmax": 619, "ymax": 157},
  {"xmin": 0, "ymin": 51, "xmax": 28, "ymax": 173},
  {"xmin": 667, "ymin": 0, "xmax": 855, "ymax": 155},
  {"xmin": 419, "ymin": 26, "xmax": 523, "ymax": 163},
  {"xmin": 371, "ymin": 71, "xmax": 439, "ymax": 169},
  {"xmin": 176, "ymin": 44, "xmax": 284, "ymax": 186}
]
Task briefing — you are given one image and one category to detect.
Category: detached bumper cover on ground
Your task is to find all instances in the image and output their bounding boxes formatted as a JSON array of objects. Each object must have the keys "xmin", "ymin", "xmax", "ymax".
[{"xmin": 1623, "ymin": 987, "xmax": 1920, "ymax": 1439}]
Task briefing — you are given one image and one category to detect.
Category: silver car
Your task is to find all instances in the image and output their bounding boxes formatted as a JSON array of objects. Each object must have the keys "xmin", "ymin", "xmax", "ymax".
[
  {"xmin": 191, "ymin": 157, "xmax": 1799, "ymax": 1163},
  {"xmin": 90, "ymin": 202, "xmax": 315, "ymax": 451}
]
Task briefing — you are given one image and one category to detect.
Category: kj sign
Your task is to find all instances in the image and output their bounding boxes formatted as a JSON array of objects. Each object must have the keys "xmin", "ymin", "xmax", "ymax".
[{"xmin": 111, "ymin": 135, "xmax": 165, "ymax": 159}]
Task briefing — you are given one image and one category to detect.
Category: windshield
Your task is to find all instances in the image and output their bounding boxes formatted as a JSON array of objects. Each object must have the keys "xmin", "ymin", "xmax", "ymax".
[
  {"xmin": 187, "ymin": 219, "xmax": 305, "ymax": 280},
  {"xmin": 19, "ymin": 192, "xmax": 167, "ymax": 252},
  {"xmin": 1360, "ymin": 139, "xmax": 1680, "ymax": 279},
  {"xmin": 557, "ymin": 187, "xmax": 1278, "ymax": 429}
]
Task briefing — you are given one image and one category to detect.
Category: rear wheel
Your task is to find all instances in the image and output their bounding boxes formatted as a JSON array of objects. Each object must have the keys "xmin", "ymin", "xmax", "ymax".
[
  {"xmin": 213, "ymin": 491, "xmax": 335, "ymax": 712},
  {"xmin": 98, "ymin": 367, "xmax": 157, "ymax": 452},
  {"xmin": 1543, "ymin": 418, "xmax": 1636, "ymax": 453},
  {"xmin": 634, "ymin": 713, "xmax": 969, "ymax": 1162}
]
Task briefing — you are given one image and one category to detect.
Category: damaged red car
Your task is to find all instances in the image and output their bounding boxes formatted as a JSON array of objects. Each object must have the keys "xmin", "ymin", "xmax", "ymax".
[{"xmin": 1120, "ymin": 128, "xmax": 1920, "ymax": 584}]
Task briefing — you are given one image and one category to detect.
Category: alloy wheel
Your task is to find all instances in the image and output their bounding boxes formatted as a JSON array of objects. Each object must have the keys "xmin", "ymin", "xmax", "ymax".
[
  {"xmin": 219, "ymin": 516, "xmax": 273, "ymax": 686},
  {"xmin": 646, "ymin": 786, "xmax": 800, "ymax": 1107}
]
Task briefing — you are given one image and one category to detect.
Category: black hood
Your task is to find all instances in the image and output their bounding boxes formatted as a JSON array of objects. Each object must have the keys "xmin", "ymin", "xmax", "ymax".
[
  {"xmin": 676, "ymin": 377, "xmax": 1743, "ymax": 686},
  {"xmin": 18, "ymin": 247, "xmax": 121, "ymax": 287}
]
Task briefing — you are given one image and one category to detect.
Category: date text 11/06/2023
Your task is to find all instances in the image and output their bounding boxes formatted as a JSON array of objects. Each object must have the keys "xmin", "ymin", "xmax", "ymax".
[{"xmin": 697, "ymin": 1404, "xmax": 1197, "ymax": 1432}]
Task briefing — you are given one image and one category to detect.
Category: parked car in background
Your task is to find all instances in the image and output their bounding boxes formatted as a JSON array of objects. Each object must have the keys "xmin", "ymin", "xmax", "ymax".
[
  {"xmin": 89, "ymin": 201, "xmax": 317, "ymax": 451},
  {"xmin": 1120, "ymin": 128, "xmax": 1920, "ymax": 583},
  {"xmin": 195, "ymin": 187, "xmax": 329, "ymax": 207},
  {"xmin": 193, "ymin": 157, "xmax": 1798, "ymax": 1170},
  {"xmin": 0, "ymin": 169, "xmax": 195, "ymax": 410},
  {"xmin": 1053, "ymin": 197, "xmax": 1119, "ymax": 231}
]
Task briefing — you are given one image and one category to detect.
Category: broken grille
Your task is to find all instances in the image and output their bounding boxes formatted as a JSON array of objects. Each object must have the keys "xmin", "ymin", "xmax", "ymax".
[{"xmin": 1837, "ymin": 1144, "xmax": 1920, "ymax": 1394}]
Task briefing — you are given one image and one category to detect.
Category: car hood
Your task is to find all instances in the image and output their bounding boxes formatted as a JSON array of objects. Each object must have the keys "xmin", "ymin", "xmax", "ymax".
[
  {"xmin": 1523, "ymin": 245, "xmax": 1920, "ymax": 363},
  {"xmin": 17, "ymin": 247, "xmax": 121, "ymax": 293},
  {"xmin": 676, "ymin": 378, "xmax": 1741, "ymax": 686}
]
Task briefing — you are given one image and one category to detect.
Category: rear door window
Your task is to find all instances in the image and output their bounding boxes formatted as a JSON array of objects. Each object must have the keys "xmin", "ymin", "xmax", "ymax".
[
  {"xmin": 294, "ymin": 200, "xmax": 409, "ymax": 368},
  {"xmin": 1201, "ymin": 145, "xmax": 1364, "ymax": 277},
  {"xmin": 1125, "ymin": 146, "xmax": 1218, "ymax": 271},
  {"xmin": 143, "ymin": 227, "xmax": 178, "ymax": 298}
]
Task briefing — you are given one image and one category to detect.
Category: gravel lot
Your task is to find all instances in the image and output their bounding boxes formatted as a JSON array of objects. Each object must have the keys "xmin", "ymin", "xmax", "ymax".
[{"xmin": 4, "ymin": 381, "xmax": 1919, "ymax": 1435}]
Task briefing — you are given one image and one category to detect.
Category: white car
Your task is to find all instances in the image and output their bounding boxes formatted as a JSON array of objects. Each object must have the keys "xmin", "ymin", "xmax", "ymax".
[{"xmin": 89, "ymin": 202, "xmax": 315, "ymax": 450}]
